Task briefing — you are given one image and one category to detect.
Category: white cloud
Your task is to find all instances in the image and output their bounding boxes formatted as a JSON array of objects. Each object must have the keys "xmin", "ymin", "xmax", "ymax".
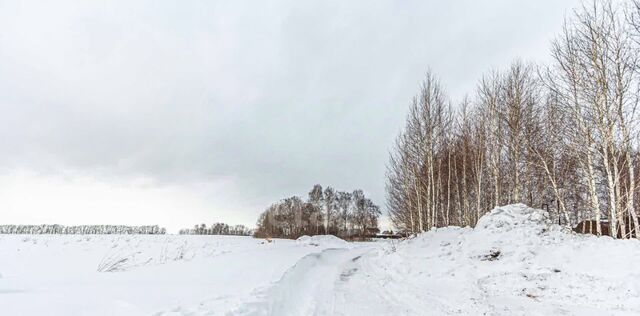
[{"xmin": 0, "ymin": 0, "xmax": 581, "ymax": 228}]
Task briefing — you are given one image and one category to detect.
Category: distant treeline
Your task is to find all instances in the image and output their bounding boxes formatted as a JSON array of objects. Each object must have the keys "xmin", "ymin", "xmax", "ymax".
[
  {"xmin": 254, "ymin": 184, "xmax": 381, "ymax": 240},
  {"xmin": 178, "ymin": 222, "xmax": 253, "ymax": 236},
  {"xmin": 0, "ymin": 224, "xmax": 166, "ymax": 235}
]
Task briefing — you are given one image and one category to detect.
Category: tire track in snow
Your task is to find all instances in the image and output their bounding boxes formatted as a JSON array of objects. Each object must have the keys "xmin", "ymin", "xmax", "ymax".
[{"xmin": 233, "ymin": 247, "xmax": 374, "ymax": 316}]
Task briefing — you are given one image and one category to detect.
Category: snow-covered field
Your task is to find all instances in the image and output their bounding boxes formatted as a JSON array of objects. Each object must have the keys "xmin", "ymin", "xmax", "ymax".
[{"xmin": 1, "ymin": 204, "xmax": 640, "ymax": 315}]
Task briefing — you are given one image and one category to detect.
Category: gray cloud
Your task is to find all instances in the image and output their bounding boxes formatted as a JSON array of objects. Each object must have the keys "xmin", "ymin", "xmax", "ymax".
[{"xmin": 0, "ymin": 0, "xmax": 581, "ymax": 225}]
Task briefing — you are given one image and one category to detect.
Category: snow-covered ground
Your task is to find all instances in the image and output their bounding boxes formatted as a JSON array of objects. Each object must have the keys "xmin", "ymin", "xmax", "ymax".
[
  {"xmin": 339, "ymin": 204, "xmax": 640, "ymax": 315},
  {"xmin": 1, "ymin": 204, "xmax": 640, "ymax": 315},
  {"xmin": 0, "ymin": 234, "xmax": 360, "ymax": 315}
]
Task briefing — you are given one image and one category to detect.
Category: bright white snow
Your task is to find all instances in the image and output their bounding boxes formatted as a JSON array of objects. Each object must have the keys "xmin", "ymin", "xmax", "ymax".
[
  {"xmin": 1, "ymin": 204, "xmax": 640, "ymax": 315},
  {"xmin": 338, "ymin": 204, "xmax": 640, "ymax": 315},
  {"xmin": 0, "ymin": 235, "xmax": 358, "ymax": 315}
]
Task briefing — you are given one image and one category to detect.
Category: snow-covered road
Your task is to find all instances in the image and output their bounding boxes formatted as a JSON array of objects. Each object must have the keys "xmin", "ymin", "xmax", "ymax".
[{"xmin": 234, "ymin": 247, "xmax": 375, "ymax": 316}]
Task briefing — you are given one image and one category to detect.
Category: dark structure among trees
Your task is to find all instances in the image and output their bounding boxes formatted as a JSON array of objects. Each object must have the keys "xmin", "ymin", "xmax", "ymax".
[{"xmin": 254, "ymin": 185, "xmax": 381, "ymax": 239}]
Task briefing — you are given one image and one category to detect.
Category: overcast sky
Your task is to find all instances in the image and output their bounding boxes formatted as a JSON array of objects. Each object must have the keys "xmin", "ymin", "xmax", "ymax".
[{"xmin": 0, "ymin": 0, "xmax": 582, "ymax": 232}]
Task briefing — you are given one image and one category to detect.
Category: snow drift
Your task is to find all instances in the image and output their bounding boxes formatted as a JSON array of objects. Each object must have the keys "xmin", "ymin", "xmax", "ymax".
[
  {"xmin": 340, "ymin": 204, "xmax": 640, "ymax": 315},
  {"xmin": 475, "ymin": 203, "xmax": 550, "ymax": 232},
  {"xmin": 296, "ymin": 235, "xmax": 350, "ymax": 248}
]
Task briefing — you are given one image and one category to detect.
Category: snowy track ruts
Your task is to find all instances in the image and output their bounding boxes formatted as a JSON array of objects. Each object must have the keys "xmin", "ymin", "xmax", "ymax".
[{"xmin": 233, "ymin": 246, "xmax": 375, "ymax": 316}]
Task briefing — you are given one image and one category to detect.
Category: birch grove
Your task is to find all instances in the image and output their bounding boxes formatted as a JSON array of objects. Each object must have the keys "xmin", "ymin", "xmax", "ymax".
[{"xmin": 387, "ymin": 0, "xmax": 640, "ymax": 238}]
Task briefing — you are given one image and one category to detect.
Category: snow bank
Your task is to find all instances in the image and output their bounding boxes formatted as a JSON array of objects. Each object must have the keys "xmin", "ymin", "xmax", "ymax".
[
  {"xmin": 340, "ymin": 204, "xmax": 640, "ymax": 315},
  {"xmin": 475, "ymin": 203, "xmax": 549, "ymax": 232},
  {"xmin": 466, "ymin": 203, "xmax": 557, "ymax": 262},
  {"xmin": 296, "ymin": 235, "xmax": 350, "ymax": 248}
]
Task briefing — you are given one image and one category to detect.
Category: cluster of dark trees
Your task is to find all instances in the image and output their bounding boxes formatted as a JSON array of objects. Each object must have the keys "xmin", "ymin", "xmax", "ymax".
[
  {"xmin": 0, "ymin": 224, "xmax": 166, "ymax": 235},
  {"xmin": 387, "ymin": 1, "xmax": 640, "ymax": 239},
  {"xmin": 178, "ymin": 223, "xmax": 253, "ymax": 236},
  {"xmin": 254, "ymin": 185, "xmax": 381, "ymax": 239}
]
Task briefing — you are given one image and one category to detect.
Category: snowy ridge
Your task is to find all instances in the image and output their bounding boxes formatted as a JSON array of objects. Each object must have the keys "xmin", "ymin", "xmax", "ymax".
[
  {"xmin": 475, "ymin": 203, "xmax": 550, "ymax": 232},
  {"xmin": 295, "ymin": 235, "xmax": 352, "ymax": 248},
  {"xmin": 339, "ymin": 204, "xmax": 640, "ymax": 315},
  {"xmin": 231, "ymin": 248, "xmax": 369, "ymax": 316}
]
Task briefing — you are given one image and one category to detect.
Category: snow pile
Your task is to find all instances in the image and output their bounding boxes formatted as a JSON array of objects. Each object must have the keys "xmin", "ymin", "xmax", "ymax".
[
  {"xmin": 296, "ymin": 235, "xmax": 350, "ymax": 248},
  {"xmin": 339, "ymin": 204, "xmax": 640, "ymax": 315},
  {"xmin": 475, "ymin": 203, "xmax": 550, "ymax": 232},
  {"xmin": 466, "ymin": 203, "xmax": 557, "ymax": 262}
]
